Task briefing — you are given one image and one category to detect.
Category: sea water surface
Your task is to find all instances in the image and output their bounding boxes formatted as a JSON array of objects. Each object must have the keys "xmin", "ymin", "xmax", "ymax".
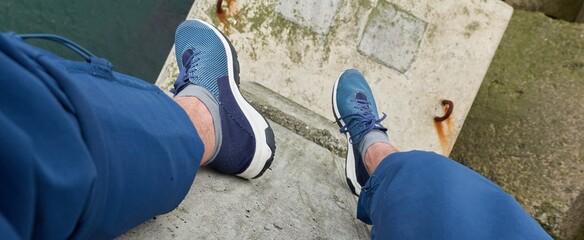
[{"xmin": 0, "ymin": 0, "xmax": 195, "ymax": 83}]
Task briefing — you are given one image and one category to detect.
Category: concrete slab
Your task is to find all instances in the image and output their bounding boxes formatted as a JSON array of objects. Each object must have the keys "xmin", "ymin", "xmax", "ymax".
[
  {"xmin": 358, "ymin": 1, "xmax": 427, "ymax": 73},
  {"xmin": 120, "ymin": 123, "xmax": 369, "ymax": 239},
  {"xmin": 274, "ymin": 0, "xmax": 343, "ymax": 35},
  {"xmin": 157, "ymin": 0, "xmax": 513, "ymax": 157}
]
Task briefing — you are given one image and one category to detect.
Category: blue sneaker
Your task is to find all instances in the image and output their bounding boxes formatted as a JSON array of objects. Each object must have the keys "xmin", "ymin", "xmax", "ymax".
[
  {"xmin": 171, "ymin": 19, "xmax": 275, "ymax": 179},
  {"xmin": 332, "ymin": 69, "xmax": 387, "ymax": 195}
]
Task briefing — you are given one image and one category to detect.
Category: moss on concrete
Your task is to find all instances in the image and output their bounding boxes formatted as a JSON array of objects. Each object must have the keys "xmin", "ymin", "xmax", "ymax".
[
  {"xmin": 232, "ymin": 2, "xmax": 317, "ymax": 45},
  {"xmin": 463, "ymin": 6, "xmax": 470, "ymax": 15},
  {"xmin": 358, "ymin": 0, "xmax": 372, "ymax": 9},
  {"xmin": 464, "ymin": 21, "xmax": 480, "ymax": 38},
  {"xmin": 229, "ymin": 2, "xmax": 333, "ymax": 63},
  {"xmin": 451, "ymin": 10, "xmax": 584, "ymax": 239}
]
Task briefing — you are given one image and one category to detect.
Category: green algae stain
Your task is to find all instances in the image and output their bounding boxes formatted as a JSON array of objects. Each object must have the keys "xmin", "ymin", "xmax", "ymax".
[
  {"xmin": 426, "ymin": 24, "xmax": 437, "ymax": 43},
  {"xmin": 227, "ymin": 2, "xmax": 327, "ymax": 63},
  {"xmin": 464, "ymin": 21, "xmax": 480, "ymax": 38},
  {"xmin": 233, "ymin": 2, "xmax": 316, "ymax": 44},
  {"xmin": 358, "ymin": 0, "xmax": 372, "ymax": 9}
]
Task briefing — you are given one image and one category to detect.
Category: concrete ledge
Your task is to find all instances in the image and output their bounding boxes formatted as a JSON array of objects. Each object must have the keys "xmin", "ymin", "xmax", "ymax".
[
  {"xmin": 121, "ymin": 122, "xmax": 368, "ymax": 239},
  {"xmin": 240, "ymin": 81, "xmax": 347, "ymax": 158}
]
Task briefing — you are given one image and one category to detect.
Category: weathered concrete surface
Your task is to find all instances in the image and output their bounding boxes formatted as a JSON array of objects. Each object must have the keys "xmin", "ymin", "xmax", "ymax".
[
  {"xmin": 503, "ymin": 0, "xmax": 584, "ymax": 22},
  {"xmin": 451, "ymin": 10, "xmax": 584, "ymax": 240},
  {"xmin": 358, "ymin": 1, "xmax": 427, "ymax": 73},
  {"xmin": 274, "ymin": 0, "xmax": 343, "ymax": 35},
  {"xmin": 158, "ymin": 0, "xmax": 513, "ymax": 157},
  {"xmin": 120, "ymin": 123, "xmax": 368, "ymax": 239}
]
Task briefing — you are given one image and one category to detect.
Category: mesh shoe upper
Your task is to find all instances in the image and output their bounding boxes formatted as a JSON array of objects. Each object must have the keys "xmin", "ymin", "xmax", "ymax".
[{"xmin": 173, "ymin": 21, "xmax": 229, "ymax": 100}]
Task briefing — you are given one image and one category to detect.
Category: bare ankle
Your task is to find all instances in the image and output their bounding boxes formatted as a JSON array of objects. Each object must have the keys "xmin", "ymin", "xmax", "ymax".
[{"xmin": 364, "ymin": 142, "xmax": 398, "ymax": 174}]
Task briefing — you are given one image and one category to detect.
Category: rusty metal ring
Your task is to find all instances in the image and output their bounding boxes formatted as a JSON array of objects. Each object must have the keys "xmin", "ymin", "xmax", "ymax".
[{"xmin": 434, "ymin": 100, "xmax": 453, "ymax": 122}]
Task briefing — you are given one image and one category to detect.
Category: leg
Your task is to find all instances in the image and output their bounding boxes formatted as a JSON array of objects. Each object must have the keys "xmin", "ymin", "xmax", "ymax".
[
  {"xmin": 0, "ymin": 33, "xmax": 204, "ymax": 238},
  {"xmin": 358, "ymin": 149, "xmax": 552, "ymax": 239},
  {"xmin": 332, "ymin": 69, "xmax": 551, "ymax": 239},
  {"xmin": 0, "ymin": 19, "xmax": 276, "ymax": 239}
]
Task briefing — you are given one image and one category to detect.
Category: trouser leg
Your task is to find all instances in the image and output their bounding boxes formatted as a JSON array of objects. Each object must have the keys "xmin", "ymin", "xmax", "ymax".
[
  {"xmin": 0, "ymin": 35, "xmax": 204, "ymax": 239},
  {"xmin": 356, "ymin": 151, "xmax": 551, "ymax": 240}
]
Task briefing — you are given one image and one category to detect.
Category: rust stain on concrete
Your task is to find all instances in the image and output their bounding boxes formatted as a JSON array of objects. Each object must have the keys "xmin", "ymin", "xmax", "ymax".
[
  {"xmin": 216, "ymin": 0, "xmax": 237, "ymax": 32},
  {"xmin": 434, "ymin": 100, "xmax": 454, "ymax": 155}
]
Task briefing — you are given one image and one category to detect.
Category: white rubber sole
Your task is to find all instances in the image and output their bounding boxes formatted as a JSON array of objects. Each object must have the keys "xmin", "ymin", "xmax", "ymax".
[
  {"xmin": 196, "ymin": 20, "xmax": 274, "ymax": 179},
  {"xmin": 332, "ymin": 70, "xmax": 361, "ymax": 196}
]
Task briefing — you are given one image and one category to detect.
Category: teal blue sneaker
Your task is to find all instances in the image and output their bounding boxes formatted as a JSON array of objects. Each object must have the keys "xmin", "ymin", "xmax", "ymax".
[
  {"xmin": 332, "ymin": 69, "xmax": 387, "ymax": 195},
  {"xmin": 171, "ymin": 20, "xmax": 275, "ymax": 179}
]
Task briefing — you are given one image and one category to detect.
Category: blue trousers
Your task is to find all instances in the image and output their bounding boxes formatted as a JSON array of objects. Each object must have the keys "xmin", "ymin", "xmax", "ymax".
[
  {"xmin": 357, "ymin": 151, "xmax": 552, "ymax": 239},
  {"xmin": 0, "ymin": 33, "xmax": 203, "ymax": 239}
]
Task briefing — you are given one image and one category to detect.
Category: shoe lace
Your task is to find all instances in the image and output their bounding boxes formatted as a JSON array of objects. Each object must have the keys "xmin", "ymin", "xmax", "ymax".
[
  {"xmin": 170, "ymin": 49, "xmax": 201, "ymax": 95},
  {"xmin": 336, "ymin": 98, "xmax": 387, "ymax": 144}
]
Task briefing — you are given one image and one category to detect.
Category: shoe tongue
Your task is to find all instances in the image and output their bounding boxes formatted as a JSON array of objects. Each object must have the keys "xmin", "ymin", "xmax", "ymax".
[
  {"xmin": 355, "ymin": 92, "xmax": 367, "ymax": 101},
  {"xmin": 181, "ymin": 49, "xmax": 194, "ymax": 68}
]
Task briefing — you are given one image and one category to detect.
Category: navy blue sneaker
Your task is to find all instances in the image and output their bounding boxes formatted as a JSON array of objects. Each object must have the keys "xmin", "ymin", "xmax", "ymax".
[
  {"xmin": 171, "ymin": 19, "xmax": 275, "ymax": 179},
  {"xmin": 332, "ymin": 69, "xmax": 387, "ymax": 195}
]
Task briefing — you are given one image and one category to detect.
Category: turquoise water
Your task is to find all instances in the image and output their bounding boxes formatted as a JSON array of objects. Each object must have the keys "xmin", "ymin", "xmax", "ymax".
[{"xmin": 0, "ymin": 0, "xmax": 194, "ymax": 83}]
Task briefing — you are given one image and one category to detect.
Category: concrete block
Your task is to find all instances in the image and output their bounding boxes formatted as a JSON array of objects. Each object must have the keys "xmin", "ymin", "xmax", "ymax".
[
  {"xmin": 120, "ymin": 122, "xmax": 369, "ymax": 239},
  {"xmin": 358, "ymin": 1, "xmax": 427, "ymax": 73},
  {"xmin": 274, "ymin": 0, "xmax": 343, "ymax": 34},
  {"xmin": 159, "ymin": 0, "xmax": 513, "ymax": 157}
]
